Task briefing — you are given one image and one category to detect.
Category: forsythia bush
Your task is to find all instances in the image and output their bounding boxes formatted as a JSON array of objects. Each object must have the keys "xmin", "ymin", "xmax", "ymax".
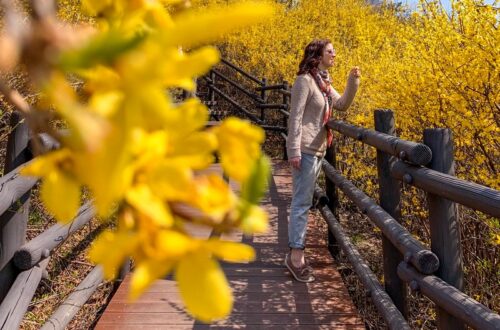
[
  {"xmin": 219, "ymin": 0, "xmax": 499, "ymax": 242},
  {"xmin": 0, "ymin": 0, "xmax": 273, "ymax": 322},
  {"xmin": 221, "ymin": 0, "xmax": 499, "ymax": 188}
]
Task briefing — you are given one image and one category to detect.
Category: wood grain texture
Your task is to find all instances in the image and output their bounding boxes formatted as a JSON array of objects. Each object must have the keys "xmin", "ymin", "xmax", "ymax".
[
  {"xmin": 327, "ymin": 120, "xmax": 432, "ymax": 166},
  {"xmin": 41, "ymin": 266, "xmax": 103, "ymax": 330},
  {"xmin": 423, "ymin": 128, "xmax": 464, "ymax": 330},
  {"xmin": 0, "ymin": 258, "xmax": 50, "ymax": 329},
  {"xmin": 398, "ymin": 262, "xmax": 500, "ymax": 330},
  {"xmin": 317, "ymin": 202, "xmax": 409, "ymax": 330},
  {"xmin": 13, "ymin": 202, "xmax": 95, "ymax": 270},
  {"xmin": 390, "ymin": 160, "xmax": 500, "ymax": 218}
]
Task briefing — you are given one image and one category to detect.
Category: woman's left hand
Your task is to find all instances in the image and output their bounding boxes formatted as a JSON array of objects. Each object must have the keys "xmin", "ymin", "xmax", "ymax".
[{"xmin": 350, "ymin": 66, "xmax": 361, "ymax": 78}]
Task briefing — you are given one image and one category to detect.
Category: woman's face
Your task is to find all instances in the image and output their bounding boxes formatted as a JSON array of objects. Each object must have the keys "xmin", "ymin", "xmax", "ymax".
[{"xmin": 320, "ymin": 43, "xmax": 336, "ymax": 69}]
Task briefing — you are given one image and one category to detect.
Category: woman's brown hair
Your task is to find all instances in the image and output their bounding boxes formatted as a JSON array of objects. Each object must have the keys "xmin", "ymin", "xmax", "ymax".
[{"xmin": 297, "ymin": 39, "xmax": 332, "ymax": 75}]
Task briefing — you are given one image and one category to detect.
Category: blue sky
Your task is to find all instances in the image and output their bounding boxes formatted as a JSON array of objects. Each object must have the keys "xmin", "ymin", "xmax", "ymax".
[{"xmin": 403, "ymin": 0, "xmax": 496, "ymax": 12}]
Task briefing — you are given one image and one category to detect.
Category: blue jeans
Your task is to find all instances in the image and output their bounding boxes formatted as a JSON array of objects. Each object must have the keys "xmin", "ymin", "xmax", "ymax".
[{"xmin": 288, "ymin": 153, "xmax": 323, "ymax": 250}]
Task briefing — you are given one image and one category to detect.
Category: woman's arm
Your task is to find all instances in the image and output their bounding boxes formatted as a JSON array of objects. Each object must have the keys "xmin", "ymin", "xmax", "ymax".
[
  {"xmin": 286, "ymin": 75, "xmax": 310, "ymax": 160},
  {"xmin": 331, "ymin": 67, "xmax": 361, "ymax": 111}
]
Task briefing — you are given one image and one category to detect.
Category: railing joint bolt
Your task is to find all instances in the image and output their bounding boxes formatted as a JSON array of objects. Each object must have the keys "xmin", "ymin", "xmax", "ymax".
[
  {"xmin": 403, "ymin": 173, "xmax": 413, "ymax": 184},
  {"xmin": 399, "ymin": 150, "xmax": 407, "ymax": 160}
]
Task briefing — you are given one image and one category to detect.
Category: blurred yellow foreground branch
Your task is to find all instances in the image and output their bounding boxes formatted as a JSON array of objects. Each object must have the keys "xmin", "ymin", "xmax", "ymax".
[{"xmin": 0, "ymin": 0, "xmax": 273, "ymax": 322}]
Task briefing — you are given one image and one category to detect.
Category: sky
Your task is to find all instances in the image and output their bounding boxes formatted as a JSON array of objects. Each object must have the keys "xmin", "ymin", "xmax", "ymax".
[{"xmin": 403, "ymin": 0, "xmax": 497, "ymax": 12}]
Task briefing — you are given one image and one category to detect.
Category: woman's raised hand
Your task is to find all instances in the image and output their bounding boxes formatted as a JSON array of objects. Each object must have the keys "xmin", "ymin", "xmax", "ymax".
[{"xmin": 350, "ymin": 66, "xmax": 361, "ymax": 78}]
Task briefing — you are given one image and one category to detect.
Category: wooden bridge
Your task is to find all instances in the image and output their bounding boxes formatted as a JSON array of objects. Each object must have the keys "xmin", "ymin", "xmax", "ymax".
[
  {"xmin": 0, "ymin": 58, "xmax": 499, "ymax": 329},
  {"xmin": 96, "ymin": 161, "xmax": 365, "ymax": 329}
]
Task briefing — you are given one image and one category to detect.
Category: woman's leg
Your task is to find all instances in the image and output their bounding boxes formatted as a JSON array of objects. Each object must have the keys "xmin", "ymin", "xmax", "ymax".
[{"xmin": 288, "ymin": 153, "xmax": 322, "ymax": 262}]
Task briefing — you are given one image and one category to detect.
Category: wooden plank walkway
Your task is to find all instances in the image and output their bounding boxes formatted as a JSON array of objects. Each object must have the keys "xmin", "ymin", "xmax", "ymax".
[{"xmin": 96, "ymin": 161, "xmax": 364, "ymax": 329}]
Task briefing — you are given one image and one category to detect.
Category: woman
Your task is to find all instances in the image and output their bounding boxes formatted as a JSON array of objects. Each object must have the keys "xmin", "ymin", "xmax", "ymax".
[{"xmin": 285, "ymin": 39, "xmax": 361, "ymax": 282}]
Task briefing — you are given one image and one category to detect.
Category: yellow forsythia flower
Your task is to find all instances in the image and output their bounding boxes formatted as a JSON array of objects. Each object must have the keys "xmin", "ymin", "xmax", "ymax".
[
  {"xmin": 89, "ymin": 229, "xmax": 140, "ymax": 279},
  {"xmin": 214, "ymin": 117, "xmax": 265, "ymax": 183},
  {"xmin": 21, "ymin": 150, "xmax": 81, "ymax": 223}
]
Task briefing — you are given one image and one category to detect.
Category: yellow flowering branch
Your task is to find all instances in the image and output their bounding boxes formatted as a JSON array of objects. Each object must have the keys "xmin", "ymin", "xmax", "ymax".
[{"xmin": 1, "ymin": 0, "xmax": 274, "ymax": 322}]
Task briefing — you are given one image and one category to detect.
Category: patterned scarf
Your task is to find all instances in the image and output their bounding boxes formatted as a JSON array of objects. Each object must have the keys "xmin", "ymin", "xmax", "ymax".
[{"xmin": 310, "ymin": 68, "xmax": 334, "ymax": 147}]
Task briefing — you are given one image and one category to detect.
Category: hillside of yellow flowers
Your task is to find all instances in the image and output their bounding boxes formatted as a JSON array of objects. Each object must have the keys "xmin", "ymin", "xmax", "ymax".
[
  {"xmin": 214, "ymin": 0, "xmax": 499, "ymax": 322},
  {"xmin": 220, "ymin": 0, "xmax": 499, "ymax": 188}
]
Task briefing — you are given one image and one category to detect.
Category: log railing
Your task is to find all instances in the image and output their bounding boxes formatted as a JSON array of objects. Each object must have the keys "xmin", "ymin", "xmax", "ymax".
[
  {"xmin": 0, "ymin": 112, "xmax": 112, "ymax": 329},
  {"xmin": 199, "ymin": 58, "xmax": 290, "ymax": 159},
  {"xmin": 314, "ymin": 110, "xmax": 500, "ymax": 330},
  {"xmin": 197, "ymin": 60, "xmax": 500, "ymax": 329}
]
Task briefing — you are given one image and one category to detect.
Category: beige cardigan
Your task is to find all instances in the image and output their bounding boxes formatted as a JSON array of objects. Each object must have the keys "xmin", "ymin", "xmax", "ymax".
[{"xmin": 286, "ymin": 73, "xmax": 360, "ymax": 158}]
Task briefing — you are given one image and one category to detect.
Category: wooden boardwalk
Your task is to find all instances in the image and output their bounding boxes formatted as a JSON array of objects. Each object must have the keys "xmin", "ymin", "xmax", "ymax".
[{"xmin": 96, "ymin": 161, "xmax": 364, "ymax": 329}]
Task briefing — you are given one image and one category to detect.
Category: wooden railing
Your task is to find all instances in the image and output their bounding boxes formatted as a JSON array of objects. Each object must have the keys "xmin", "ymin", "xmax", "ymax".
[
  {"xmin": 200, "ymin": 58, "xmax": 290, "ymax": 159},
  {"xmin": 0, "ymin": 113, "xmax": 122, "ymax": 329},
  {"xmin": 316, "ymin": 112, "xmax": 500, "ymax": 330},
  {"xmin": 197, "ymin": 60, "xmax": 500, "ymax": 330}
]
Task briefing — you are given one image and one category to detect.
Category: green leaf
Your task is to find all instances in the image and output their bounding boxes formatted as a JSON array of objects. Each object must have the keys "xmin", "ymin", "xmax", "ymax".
[
  {"xmin": 58, "ymin": 30, "xmax": 145, "ymax": 71},
  {"xmin": 241, "ymin": 155, "xmax": 271, "ymax": 205}
]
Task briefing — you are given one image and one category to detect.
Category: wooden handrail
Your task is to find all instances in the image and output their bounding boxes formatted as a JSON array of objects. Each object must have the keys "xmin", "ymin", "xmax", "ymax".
[
  {"xmin": 327, "ymin": 120, "xmax": 432, "ymax": 166},
  {"xmin": 398, "ymin": 262, "xmax": 500, "ymax": 330},
  {"xmin": 374, "ymin": 109, "xmax": 407, "ymax": 317},
  {"xmin": 13, "ymin": 202, "xmax": 95, "ymax": 270},
  {"xmin": 40, "ymin": 266, "xmax": 103, "ymax": 330},
  {"xmin": 316, "ymin": 196, "xmax": 410, "ymax": 330},
  {"xmin": 318, "ymin": 109, "xmax": 500, "ymax": 330},
  {"xmin": 220, "ymin": 59, "xmax": 262, "ymax": 84},
  {"xmin": 322, "ymin": 160, "xmax": 440, "ymax": 274},
  {"xmin": 0, "ymin": 258, "xmax": 50, "ymax": 329},
  {"xmin": 281, "ymin": 89, "xmax": 291, "ymax": 97},
  {"xmin": 1, "ymin": 58, "xmax": 497, "ymax": 329},
  {"xmin": 256, "ymin": 103, "xmax": 288, "ymax": 110},
  {"xmin": 391, "ymin": 160, "xmax": 500, "ymax": 218},
  {"xmin": 255, "ymin": 83, "xmax": 287, "ymax": 91},
  {"xmin": 208, "ymin": 84, "xmax": 263, "ymax": 124},
  {"xmin": 211, "ymin": 69, "xmax": 263, "ymax": 102},
  {"xmin": 0, "ymin": 163, "xmax": 38, "ymax": 218}
]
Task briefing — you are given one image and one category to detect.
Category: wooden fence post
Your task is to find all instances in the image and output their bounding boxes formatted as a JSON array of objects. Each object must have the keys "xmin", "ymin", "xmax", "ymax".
[
  {"xmin": 260, "ymin": 78, "xmax": 267, "ymax": 122},
  {"xmin": 0, "ymin": 111, "xmax": 31, "ymax": 303},
  {"xmin": 374, "ymin": 109, "xmax": 408, "ymax": 318},
  {"xmin": 208, "ymin": 70, "xmax": 215, "ymax": 103},
  {"xmin": 282, "ymin": 80, "xmax": 289, "ymax": 160},
  {"xmin": 208, "ymin": 70, "xmax": 216, "ymax": 119},
  {"xmin": 424, "ymin": 128, "xmax": 464, "ymax": 330},
  {"xmin": 325, "ymin": 144, "xmax": 339, "ymax": 258}
]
